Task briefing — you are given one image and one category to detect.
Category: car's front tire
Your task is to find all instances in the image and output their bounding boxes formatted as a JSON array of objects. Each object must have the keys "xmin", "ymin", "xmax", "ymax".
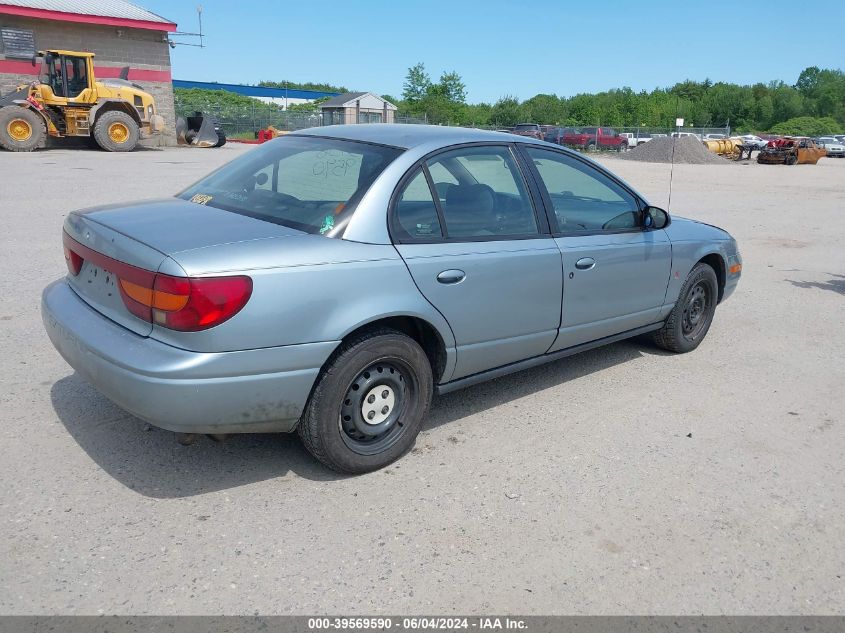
[
  {"xmin": 653, "ymin": 263, "xmax": 719, "ymax": 353},
  {"xmin": 298, "ymin": 328, "xmax": 433, "ymax": 474}
]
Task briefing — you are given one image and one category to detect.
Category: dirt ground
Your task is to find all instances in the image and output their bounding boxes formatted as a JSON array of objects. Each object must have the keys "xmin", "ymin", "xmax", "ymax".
[{"xmin": 0, "ymin": 143, "xmax": 843, "ymax": 615}]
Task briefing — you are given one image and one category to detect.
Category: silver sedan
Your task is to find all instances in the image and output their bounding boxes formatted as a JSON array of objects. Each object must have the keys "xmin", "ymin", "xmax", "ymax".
[{"xmin": 42, "ymin": 125, "xmax": 742, "ymax": 473}]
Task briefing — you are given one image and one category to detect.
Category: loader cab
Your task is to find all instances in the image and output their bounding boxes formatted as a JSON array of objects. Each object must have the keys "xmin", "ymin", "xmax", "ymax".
[{"xmin": 39, "ymin": 51, "xmax": 95, "ymax": 103}]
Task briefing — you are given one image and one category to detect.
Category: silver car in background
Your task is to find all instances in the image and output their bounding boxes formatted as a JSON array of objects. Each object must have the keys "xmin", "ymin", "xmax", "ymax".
[{"xmin": 42, "ymin": 125, "xmax": 742, "ymax": 473}]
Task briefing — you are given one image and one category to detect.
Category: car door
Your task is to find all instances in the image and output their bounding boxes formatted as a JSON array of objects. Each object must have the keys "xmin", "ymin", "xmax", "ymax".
[
  {"xmin": 520, "ymin": 145, "xmax": 672, "ymax": 351},
  {"xmin": 392, "ymin": 144, "xmax": 562, "ymax": 381}
]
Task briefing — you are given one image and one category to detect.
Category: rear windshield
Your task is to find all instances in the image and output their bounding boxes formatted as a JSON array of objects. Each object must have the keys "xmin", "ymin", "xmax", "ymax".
[
  {"xmin": 514, "ymin": 124, "xmax": 538, "ymax": 131},
  {"xmin": 178, "ymin": 136, "xmax": 403, "ymax": 237}
]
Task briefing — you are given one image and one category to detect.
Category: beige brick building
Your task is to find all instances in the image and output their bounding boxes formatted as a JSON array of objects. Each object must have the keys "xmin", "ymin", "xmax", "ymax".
[{"xmin": 0, "ymin": 0, "xmax": 177, "ymax": 145}]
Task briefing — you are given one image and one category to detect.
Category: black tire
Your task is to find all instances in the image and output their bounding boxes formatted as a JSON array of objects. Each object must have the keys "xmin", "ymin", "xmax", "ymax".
[
  {"xmin": 653, "ymin": 262, "xmax": 719, "ymax": 353},
  {"xmin": 0, "ymin": 106, "xmax": 45, "ymax": 152},
  {"xmin": 586, "ymin": 141, "xmax": 596, "ymax": 152},
  {"xmin": 298, "ymin": 328, "xmax": 433, "ymax": 474},
  {"xmin": 93, "ymin": 110, "xmax": 139, "ymax": 152},
  {"xmin": 618, "ymin": 142, "xmax": 627, "ymax": 153},
  {"xmin": 785, "ymin": 153, "xmax": 797, "ymax": 165},
  {"xmin": 214, "ymin": 129, "xmax": 226, "ymax": 147}
]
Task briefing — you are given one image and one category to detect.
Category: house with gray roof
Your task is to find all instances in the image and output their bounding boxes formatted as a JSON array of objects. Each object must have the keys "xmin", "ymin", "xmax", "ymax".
[{"xmin": 320, "ymin": 91, "xmax": 397, "ymax": 125}]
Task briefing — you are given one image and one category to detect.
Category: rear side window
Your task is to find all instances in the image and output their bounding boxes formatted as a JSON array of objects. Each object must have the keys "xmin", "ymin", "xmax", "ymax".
[
  {"xmin": 179, "ymin": 136, "xmax": 402, "ymax": 236},
  {"xmin": 426, "ymin": 146, "xmax": 538, "ymax": 238},
  {"xmin": 394, "ymin": 169, "xmax": 443, "ymax": 240},
  {"xmin": 525, "ymin": 147, "xmax": 640, "ymax": 232}
]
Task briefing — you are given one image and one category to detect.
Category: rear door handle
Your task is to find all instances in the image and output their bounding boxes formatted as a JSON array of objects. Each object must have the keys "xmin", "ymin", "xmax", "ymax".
[
  {"xmin": 436, "ymin": 269, "xmax": 465, "ymax": 284},
  {"xmin": 575, "ymin": 257, "xmax": 596, "ymax": 270}
]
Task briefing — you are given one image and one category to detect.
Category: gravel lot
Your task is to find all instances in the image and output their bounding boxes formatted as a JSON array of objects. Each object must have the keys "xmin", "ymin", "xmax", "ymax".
[{"xmin": 1, "ymin": 143, "xmax": 843, "ymax": 615}]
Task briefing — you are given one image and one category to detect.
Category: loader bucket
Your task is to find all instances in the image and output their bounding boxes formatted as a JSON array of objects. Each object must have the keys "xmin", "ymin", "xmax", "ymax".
[
  {"xmin": 176, "ymin": 113, "xmax": 219, "ymax": 148},
  {"xmin": 185, "ymin": 114, "xmax": 218, "ymax": 148}
]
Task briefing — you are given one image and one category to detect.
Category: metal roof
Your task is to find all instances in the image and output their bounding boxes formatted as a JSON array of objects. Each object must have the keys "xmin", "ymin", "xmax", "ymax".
[
  {"xmin": 0, "ymin": 0, "xmax": 172, "ymax": 24},
  {"xmin": 320, "ymin": 92, "xmax": 397, "ymax": 110}
]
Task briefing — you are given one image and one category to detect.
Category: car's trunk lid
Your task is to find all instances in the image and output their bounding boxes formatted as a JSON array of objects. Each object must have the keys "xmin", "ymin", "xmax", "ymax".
[
  {"xmin": 63, "ymin": 198, "xmax": 305, "ymax": 336},
  {"xmin": 64, "ymin": 212, "xmax": 167, "ymax": 336}
]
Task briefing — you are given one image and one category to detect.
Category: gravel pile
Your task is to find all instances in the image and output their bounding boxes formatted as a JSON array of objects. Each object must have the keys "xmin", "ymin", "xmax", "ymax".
[{"xmin": 620, "ymin": 136, "xmax": 729, "ymax": 164}]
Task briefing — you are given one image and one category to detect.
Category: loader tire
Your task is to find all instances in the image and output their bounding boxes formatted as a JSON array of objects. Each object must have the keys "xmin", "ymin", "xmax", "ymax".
[
  {"xmin": 93, "ymin": 110, "xmax": 139, "ymax": 152},
  {"xmin": 0, "ymin": 106, "xmax": 45, "ymax": 152}
]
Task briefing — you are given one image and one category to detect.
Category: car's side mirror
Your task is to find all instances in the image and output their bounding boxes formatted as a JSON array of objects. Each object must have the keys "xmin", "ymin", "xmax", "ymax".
[{"xmin": 644, "ymin": 206, "xmax": 670, "ymax": 229}]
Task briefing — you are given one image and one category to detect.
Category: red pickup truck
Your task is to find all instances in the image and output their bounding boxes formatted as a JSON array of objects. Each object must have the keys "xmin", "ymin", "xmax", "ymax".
[{"xmin": 562, "ymin": 127, "xmax": 628, "ymax": 151}]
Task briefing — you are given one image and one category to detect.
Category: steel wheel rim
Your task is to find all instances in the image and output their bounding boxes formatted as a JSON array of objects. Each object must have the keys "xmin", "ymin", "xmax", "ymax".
[
  {"xmin": 682, "ymin": 281, "xmax": 712, "ymax": 341},
  {"xmin": 7, "ymin": 118, "xmax": 32, "ymax": 142},
  {"xmin": 339, "ymin": 359, "xmax": 413, "ymax": 455},
  {"xmin": 108, "ymin": 122, "xmax": 129, "ymax": 143}
]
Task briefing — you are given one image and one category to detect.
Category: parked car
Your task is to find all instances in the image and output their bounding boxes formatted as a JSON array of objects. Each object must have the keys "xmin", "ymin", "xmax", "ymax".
[
  {"xmin": 42, "ymin": 125, "xmax": 742, "ymax": 473},
  {"xmin": 671, "ymin": 132, "xmax": 703, "ymax": 140},
  {"xmin": 620, "ymin": 132, "xmax": 652, "ymax": 146},
  {"xmin": 758, "ymin": 137, "xmax": 826, "ymax": 165},
  {"xmin": 738, "ymin": 134, "xmax": 768, "ymax": 150},
  {"xmin": 543, "ymin": 126, "xmax": 578, "ymax": 145},
  {"xmin": 510, "ymin": 123, "xmax": 543, "ymax": 140},
  {"xmin": 703, "ymin": 133, "xmax": 727, "ymax": 140},
  {"xmin": 816, "ymin": 137, "xmax": 845, "ymax": 157},
  {"xmin": 562, "ymin": 126, "xmax": 628, "ymax": 151}
]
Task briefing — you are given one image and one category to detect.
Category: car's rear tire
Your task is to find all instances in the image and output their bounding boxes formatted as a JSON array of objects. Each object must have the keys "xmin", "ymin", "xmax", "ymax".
[
  {"xmin": 0, "ymin": 106, "xmax": 45, "ymax": 152},
  {"xmin": 298, "ymin": 328, "xmax": 433, "ymax": 474},
  {"xmin": 785, "ymin": 154, "xmax": 797, "ymax": 165},
  {"xmin": 653, "ymin": 263, "xmax": 718, "ymax": 353},
  {"xmin": 586, "ymin": 141, "xmax": 596, "ymax": 152}
]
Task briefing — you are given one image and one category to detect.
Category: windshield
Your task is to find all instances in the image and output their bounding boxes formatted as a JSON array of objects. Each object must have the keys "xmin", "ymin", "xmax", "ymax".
[{"xmin": 178, "ymin": 136, "xmax": 403, "ymax": 237}]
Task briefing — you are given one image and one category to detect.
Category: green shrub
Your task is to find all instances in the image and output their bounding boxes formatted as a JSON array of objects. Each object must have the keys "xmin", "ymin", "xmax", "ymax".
[{"xmin": 769, "ymin": 116, "xmax": 842, "ymax": 136}]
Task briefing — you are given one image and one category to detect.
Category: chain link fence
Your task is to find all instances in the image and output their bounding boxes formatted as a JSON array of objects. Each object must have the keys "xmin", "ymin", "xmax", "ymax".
[
  {"xmin": 175, "ymin": 93, "xmax": 728, "ymax": 142},
  {"xmin": 175, "ymin": 95, "xmax": 427, "ymax": 139}
]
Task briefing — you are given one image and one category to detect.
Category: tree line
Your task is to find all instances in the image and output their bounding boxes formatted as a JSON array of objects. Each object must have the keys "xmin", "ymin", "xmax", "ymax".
[
  {"xmin": 174, "ymin": 63, "xmax": 845, "ymax": 136},
  {"xmin": 386, "ymin": 63, "xmax": 845, "ymax": 135}
]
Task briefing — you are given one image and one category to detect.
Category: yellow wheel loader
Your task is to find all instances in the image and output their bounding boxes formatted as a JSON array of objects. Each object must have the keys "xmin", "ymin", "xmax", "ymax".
[{"xmin": 0, "ymin": 49, "xmax": 165, "ymax": 152}]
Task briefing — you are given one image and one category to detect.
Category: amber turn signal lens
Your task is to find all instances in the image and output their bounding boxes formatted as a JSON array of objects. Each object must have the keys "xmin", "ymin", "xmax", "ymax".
[{"xmin": 729, "ymin": 264, "xmax": 742, "ymax": 274}]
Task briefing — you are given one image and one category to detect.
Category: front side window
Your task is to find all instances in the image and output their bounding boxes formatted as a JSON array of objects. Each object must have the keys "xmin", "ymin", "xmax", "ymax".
[
  {"xmin": 179, "ymin": 136, "xmax": 402, "ymax": 236},
  {"xmin": 425, "ymin": 146, "xmax": 538, "ymax": 238},
  {"xmin": 525, "ymin": 147, "xmax": 641, "ymax": 232}
]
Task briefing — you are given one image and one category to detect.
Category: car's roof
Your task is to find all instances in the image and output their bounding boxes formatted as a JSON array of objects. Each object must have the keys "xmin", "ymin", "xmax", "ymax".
[{"xmin": 293, "ymin": 124, "xmax": 540, "ymax": 149}]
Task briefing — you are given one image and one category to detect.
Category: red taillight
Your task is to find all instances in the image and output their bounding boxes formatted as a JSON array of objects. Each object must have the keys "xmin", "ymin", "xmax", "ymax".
[
  {"xmin": 63, "ymin": 232, "xmax": 252, "ymax": 332},
  {"xmin": 64, "ymin": 246, "xmax": 83, "ymax": 275},
  {"xmin": 152, "ymin": 274, "xmax": 252, "ymax": 332}
]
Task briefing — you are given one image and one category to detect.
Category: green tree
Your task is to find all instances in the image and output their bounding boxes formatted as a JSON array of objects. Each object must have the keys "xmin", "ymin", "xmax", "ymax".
[
  {"xmin": 258, "ymin": 80, "xmax": 348, "ymax": 93},
  {"xmin": 769, "ymin": 116, "xmax": 842, "ymax": 136},
  {"xmin": 490, "ymin": 96, "xmax": 522, "ymax": 127},
  {"xmin": 437, "ymin": 71, "xmax": 466, "ymax": 104},
  {"xmin": 402, "ymin": 63, "xmax": 432, "ymax": 104}
]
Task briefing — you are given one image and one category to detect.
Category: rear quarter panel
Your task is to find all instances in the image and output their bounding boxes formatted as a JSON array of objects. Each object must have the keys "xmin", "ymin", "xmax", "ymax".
[{"xmin": 156, "ymin": 238, "xmax": 457, "ymax": 378}]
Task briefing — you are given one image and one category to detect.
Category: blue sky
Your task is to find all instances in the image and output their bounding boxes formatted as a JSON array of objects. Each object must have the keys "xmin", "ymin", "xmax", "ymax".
[{"xmin": 144, "ymin": 0, "xmax": 845, "ymax": 102}]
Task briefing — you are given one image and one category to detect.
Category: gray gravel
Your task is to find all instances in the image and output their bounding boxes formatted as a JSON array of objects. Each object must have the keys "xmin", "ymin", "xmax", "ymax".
[
  {"xmin": 621, "ymin": 136, "xmax": 729, "ymax": 164},
  {"xmin": 1, "ymin": 144, "xmax": 844, "ymax": 615}
]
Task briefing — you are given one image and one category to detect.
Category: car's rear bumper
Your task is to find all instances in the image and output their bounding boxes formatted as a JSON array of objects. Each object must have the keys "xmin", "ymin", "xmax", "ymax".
[{"xmin": 42, "ymin": 279, "xmax": 337, "ymax": 434}]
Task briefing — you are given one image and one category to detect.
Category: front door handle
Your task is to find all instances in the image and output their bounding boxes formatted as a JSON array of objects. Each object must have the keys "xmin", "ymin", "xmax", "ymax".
[
  {"xmin": 436, "ymin": 269, "xmax": 465, "ymax": 284},
  {"xmin": 575, "ymin": 257, "xmax": 596, "ymax": 270}
]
